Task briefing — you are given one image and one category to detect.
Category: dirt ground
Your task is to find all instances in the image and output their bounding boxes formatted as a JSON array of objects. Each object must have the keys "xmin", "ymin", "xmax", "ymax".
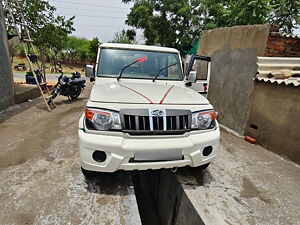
[
  {"xmin": 0, "ymin": 83, "xmax": 141, "ymax": 225},
  {"xmin": 12, "ymin": 56, "xmax": 85, "ymax": 74}
]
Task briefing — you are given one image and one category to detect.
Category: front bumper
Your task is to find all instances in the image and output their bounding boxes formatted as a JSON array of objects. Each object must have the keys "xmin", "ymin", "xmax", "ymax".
[{"xmin": 79, "ymin": 118, "xmax": 220, "ymax": 173}]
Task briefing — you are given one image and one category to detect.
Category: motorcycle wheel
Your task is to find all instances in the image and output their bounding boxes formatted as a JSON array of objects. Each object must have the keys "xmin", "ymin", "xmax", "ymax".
[
  {"xmin": 47, "ymin": 88, "xmax": 59, "ymax": 104},
  {"xmin": 69, "ymin": 87, "xmax": 81, "ymax": 100}
]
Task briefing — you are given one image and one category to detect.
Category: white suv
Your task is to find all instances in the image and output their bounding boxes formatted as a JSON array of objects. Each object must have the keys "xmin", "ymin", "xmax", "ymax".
[{"xmin": 79, "ymin": 43, "xmax": 219, "ymax": 177}]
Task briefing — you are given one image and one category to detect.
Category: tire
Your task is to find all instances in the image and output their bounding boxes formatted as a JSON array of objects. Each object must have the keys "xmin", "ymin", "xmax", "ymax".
[
  {"xmin": 47, "ymin": 89, "xmax": 58, "ymax": 104},
  {"xmin": 81, "ymin": 167, "xmax": 98, "ymax": 179},
  {"xmin": 69, "ymin": 87, "xmax": 81, "ymax": 100},
  {"xmin": 198, "ymin": 163, "xmax": 210, "ymax": 170}
]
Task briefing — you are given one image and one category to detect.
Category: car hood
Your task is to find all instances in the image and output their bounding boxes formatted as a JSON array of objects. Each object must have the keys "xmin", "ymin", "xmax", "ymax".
[{"xmin": 90, "ymin": 82, "xmax": 209, "ymax": 105}]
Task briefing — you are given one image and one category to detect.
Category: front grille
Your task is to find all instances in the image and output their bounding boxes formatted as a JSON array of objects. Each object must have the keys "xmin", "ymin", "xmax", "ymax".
[{"xmin": 120, "ymin": 109, "xmax": 191, "ymax": 135}]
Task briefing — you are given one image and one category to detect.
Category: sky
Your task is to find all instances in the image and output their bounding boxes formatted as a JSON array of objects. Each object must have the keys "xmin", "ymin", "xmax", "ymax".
[
  {"xmin": 48, "ymin": 0, "xmax": 139, "ymax": 42},
  {"xmin": 48, "ymin": 0, "xmax": 300, "ymax": 42}
]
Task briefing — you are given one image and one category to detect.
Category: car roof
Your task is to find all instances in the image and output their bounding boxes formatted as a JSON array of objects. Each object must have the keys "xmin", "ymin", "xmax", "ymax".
[{"xmin": 100, "ymin": 43, "xmax": 180, "ymax": 54}]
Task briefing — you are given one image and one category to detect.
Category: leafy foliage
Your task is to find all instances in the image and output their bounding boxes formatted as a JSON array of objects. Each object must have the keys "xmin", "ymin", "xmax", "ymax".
[
  {"xmin": 200, "ymin": 0, "xmax": 271, "ymax": 29},
  {"xmin": 122, "ymin": 0, "xmax": 203, "ymax": 51},
  {"xmin": 59, "ymin": 36, "xmax": 100, "ymax": 65},
  {"xmin": 269, "ymin": 0, "xmax": 300, "ymax": 33},
  {"xmin": 111, "ymin": 29, "xmax": 137, "ymax": 44},
  {"xmin": 4, "ymin": 0, "xmax": 56, "ymax": 35},
  {"xmin": 3, "ymin": 0, "xmax": 100, "ymax": 65},
  {"xmin": 123, "ymin": 0, "xmax": 300, "ymax": 52},
  {"xmin": 89, "ymin": 37, "xmax": 100, "ymax": 62},
  {"xmin": 200, "ymin": 0, "xmax": 299, "ymax": 32},
  {"xmin": 34, "ymin": 16, "xmax": 75, "ymax": 54}
]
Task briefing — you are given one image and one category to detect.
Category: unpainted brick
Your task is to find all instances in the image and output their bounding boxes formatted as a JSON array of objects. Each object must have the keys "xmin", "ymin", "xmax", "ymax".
[{"xmin": 272, "ymin": 41, "xmax": 285, "ymax": 46}]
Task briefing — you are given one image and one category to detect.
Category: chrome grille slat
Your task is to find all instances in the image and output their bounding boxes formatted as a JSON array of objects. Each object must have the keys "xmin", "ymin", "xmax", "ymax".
[
  {"xmin": 120, "ymin": 109, "xmax": 191, "ymax": 135},
  {"xmin": 142, "ymin": 116, "xmax": 145, "ymax": 130},
  {"xmin": 176, "ymin": 116, "xmax": 180, "ymax": 130},
  {"xmin": 128, "ymin": 115, "xmax": 131, "ymax": 130},
  {"xmin": 149, "ymin": 116, "xmax": 154, "ymax": 131},
  {"xmin": 135, "ymin": 116, "xmax": 139, "ymax": 130}
]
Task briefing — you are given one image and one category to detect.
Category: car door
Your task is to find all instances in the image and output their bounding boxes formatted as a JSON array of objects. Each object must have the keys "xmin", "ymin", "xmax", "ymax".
[{"xmin": 186, "ymin": 55, "xmax": 211, "ymax": 97}]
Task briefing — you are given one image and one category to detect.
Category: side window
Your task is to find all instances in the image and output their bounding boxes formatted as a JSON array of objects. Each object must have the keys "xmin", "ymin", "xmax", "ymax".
[
  {"xmin": 168, "ymin": 55, "xmax": 181, "ymax": 79},
  {"xmin": 191, "ymin": 59, "xmax": 208, "ymax": 80}
]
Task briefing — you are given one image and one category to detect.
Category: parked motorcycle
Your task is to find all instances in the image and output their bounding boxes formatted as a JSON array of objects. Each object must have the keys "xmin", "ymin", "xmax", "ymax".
[{"xmin": 48, "ymin": 71, "xmax": 86, "ymax": 104}]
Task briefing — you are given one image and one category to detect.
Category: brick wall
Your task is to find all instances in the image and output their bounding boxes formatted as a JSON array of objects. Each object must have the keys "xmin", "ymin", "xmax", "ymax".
[{"xmin": 264, "ymin": 32, "xmax": 300, "ymax": 57}]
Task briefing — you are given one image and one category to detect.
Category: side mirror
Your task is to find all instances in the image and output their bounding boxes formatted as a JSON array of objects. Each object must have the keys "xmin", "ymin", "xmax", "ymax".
[
  {"xmin": 85, "ymin": 65, "xmax": 95, "ymax": 78},
  {"xmin": 187, "ymin": 71, "xmax": 197, "ymax": 83}
]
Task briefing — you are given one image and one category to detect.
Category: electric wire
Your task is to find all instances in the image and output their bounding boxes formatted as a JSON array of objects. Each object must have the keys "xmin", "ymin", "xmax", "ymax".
[{"xmin": 49, "ymin": 0, "xmax": 126, "ymax": 9}]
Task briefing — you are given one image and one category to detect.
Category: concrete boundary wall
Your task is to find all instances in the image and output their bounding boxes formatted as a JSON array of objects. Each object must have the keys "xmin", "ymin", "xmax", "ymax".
[
  {"xmin": 198, "ymin": 25, "xmax": 270, "ymax": 57},
  {"xmin": 197, "ymin": 25, "xmax": 270, "ymax": 134},
  {"xmin": 0, "ymin": 3, "xmax": 14, "ymax": 110},
  {"xmin": 245, "ymin": 81, "xmax": 300, "ymax": 164}
]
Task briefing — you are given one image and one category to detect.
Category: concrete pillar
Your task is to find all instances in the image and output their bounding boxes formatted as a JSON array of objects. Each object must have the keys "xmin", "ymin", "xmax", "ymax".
[{"xmin": 0, "ymin": 2, "xmax": 15, "ymax": 110}]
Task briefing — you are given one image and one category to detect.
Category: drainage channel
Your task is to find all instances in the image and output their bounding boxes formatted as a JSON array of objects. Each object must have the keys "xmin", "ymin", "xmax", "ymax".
[
  {"xmin": 132, "ymin": 169, "xmax": 205, "ymax": 225},
  {"xmin": 84, "ymin": 169, "xmax": 206, "ymax": 225}
]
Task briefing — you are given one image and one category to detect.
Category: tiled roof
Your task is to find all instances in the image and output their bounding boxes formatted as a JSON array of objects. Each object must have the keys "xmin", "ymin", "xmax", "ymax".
[{"xmin": 254, "ymin": 77, "xmax": 300, "ymax": 87}]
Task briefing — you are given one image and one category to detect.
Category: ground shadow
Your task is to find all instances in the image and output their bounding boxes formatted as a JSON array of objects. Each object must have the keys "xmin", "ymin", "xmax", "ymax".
[
  {"xmin": 33, "ymin": 96, "xmax": 88, "ymax": 111},
  {"xmin": 0, "ymin": 98, "xmax": 43, "ymax": 124},
  {"xmin": 84, "ymin": 171, "xmax": 133, "ymax": 196},
  {"xmin": 54, "ymin": 97, "xmax": 88, "ymax": 106},
  {"xmin": 84, "ymin": 170, "xmax": 161, "ymax": 224}
]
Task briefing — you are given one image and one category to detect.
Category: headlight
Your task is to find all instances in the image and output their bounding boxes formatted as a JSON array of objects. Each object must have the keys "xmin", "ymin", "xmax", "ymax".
[
  {"xmin": 85, "ymin": 108, "xmax": 121, "ymax": 131},
  {"xmin": 192, "ymin": 110, "xmax": 217, "ymax": 130}
]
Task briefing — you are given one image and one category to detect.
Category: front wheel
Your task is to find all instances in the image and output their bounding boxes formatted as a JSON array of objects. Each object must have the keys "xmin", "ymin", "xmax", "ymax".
[
  {"xmin": 69, "ymin": 86, "xmax": 81, "ymax": 100},
  {"xmin": 47, "ymin": 88, "xmax": 59, "ymax": 104}
]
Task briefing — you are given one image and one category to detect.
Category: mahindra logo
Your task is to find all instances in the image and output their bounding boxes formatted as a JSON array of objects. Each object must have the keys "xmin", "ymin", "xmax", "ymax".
[{"xmin": 150, "ymin": 109, "xmax": 164, "ymax": 117}]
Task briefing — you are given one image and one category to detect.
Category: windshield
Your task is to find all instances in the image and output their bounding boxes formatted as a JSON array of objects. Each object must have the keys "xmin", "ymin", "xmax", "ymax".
[{"xmin": 97, "ymin": 48, "xmax": 183, "ymax": 80}]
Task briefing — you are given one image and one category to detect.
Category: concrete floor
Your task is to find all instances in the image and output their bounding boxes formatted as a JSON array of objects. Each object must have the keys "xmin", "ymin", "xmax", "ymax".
[
  {"xmin": 177, "ymin": 129, "xmax": 300, "ymax": 225},
  {"xmin": 0, "ymin": 83, "xmax": 141, "ymax": 225},
  {"xmin": 0, "ymin": 82, "xmax": 299, "ymax": 225}
]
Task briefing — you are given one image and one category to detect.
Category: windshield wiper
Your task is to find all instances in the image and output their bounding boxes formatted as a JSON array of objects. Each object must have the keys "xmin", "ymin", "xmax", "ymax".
[
  {"xmin": 117, "ymin": 57, "xmax": 147, "ymax": 81},
  {"xmin": 152, "ymin": 63, "xmax": 178, "ymax": 82}
]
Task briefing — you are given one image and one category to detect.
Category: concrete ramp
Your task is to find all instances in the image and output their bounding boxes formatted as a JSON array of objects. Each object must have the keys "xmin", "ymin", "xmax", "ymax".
[{"xmin": 14, "ymin": 84, "xmax": 41, "ymax": 104}]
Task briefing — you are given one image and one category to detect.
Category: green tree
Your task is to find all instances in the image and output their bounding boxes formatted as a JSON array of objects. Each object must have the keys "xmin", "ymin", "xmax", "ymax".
[
  {"xmin": 200, "ymin": 0, "xmax": 299, "ymax": 33},
  {"xmin": 4, "ymin": 0, "xmax": 56, "ymax": 36},
  {"xmin": 7, "ymin": 37, "xmax": 21, "ymax": 62},
  {"xmin": 122, "ymin": 0, "xmax": 202, "ymax": 51},
  {"xmin": 200, "ymin": 0, "xmax": 271, "ymax": 29},
  {"xmin": 123, "ymin": 0, "xmax": 300, "ymax": 52},
  {"xmin": 88, "ymin": 37, "xmax": 100, "ymax": 63},
  {"xmin": 3, "ymin": 0, "xmax": 75, "ymax": 66},
  {"xmin": 269, "ymin": 0, "xmax": 300, "ymax": 33},
  {"xmin": 111, "ymin": 29, "xmax": 136, "ymax": 44},
  {"xmin": 62, "ymin": 36, "xmax": 99, "ymax": 64},
  {"xmin": 34, "ymin": 16, "xmax": 75, "ymax": 71}
]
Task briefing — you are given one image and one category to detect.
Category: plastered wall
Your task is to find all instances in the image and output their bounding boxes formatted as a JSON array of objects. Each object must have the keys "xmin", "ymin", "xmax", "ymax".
[
  {"xmin": 0, "ymin": 3, "xmax": 14, "ymax": 110},
  {"xmin": 197, "ymin": 25, "xmax": 270, "ymax": 134},
  {"xmin": 245, "ymin": 81, "xmax": 300, "ymax": 164}
]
